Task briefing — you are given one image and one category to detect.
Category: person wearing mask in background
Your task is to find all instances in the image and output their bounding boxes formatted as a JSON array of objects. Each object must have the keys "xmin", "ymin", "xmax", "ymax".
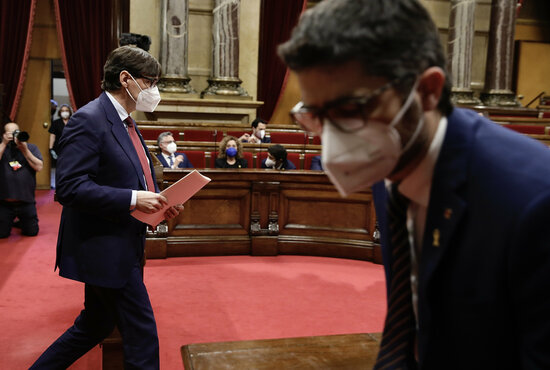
[
  {"xmin": 215, "ymin": 135, "xmax": 248, "ymax": 168},
  {"xmin": 30, "ymin": 46, "xmax": 183, "ymax": 369},
  {"xmin": 49, "ymin": 104, "xmax": 72, "ymax": 163},
  {"xmin": 0, "ymin": 122, "xmax": 43, "ymax": 238},
  {"xmin": 279, "ymin": 0, "xmax": 550, "ymax": 368},
  {"xmin": 261, "ymin": 144, "xmax": 296, "ymax": 170},
  {"xmin": 239, "ymin": 117, "xmax": 271, "ymax": 144},
  {"xmin": 155, "ymin": 131, "xmax": 193, "ymax": 169}
]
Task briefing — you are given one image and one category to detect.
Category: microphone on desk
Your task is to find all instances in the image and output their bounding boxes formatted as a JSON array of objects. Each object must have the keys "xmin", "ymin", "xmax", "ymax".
[
  {"xmin": 258, "ymin": 138, "xmax": 262, "ymax": 168},
  {"xmin": 302, "ymin": 132, "xmax": 307, "ymax": 170},
  {"xmin": 212, "ymin": 129, "xmax": 218, "ymax": 167}
]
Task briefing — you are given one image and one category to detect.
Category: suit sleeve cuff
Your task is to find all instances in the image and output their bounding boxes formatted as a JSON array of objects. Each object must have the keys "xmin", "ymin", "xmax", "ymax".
[{"xmin": 129, "ymin": 190, "xmax": 137, "ymax": 211}]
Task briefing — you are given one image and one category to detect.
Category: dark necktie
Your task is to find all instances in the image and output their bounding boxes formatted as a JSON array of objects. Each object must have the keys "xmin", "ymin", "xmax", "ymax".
[
  {"xmin": 374, "ymin": 183, "xmax": 416, "ymax": 369},
  {"xmin": 125, "ymin": 117, "xmax": 156, "ymax": 192},
  {"xmin": 168, "ymin": 155, "xmax": 174, "ymax": 168}
]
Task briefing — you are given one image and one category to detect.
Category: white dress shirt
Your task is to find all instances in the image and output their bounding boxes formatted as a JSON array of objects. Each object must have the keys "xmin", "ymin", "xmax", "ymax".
[
  {"xmin": 388, "ymin": 116, "xmax": 448, "ymax": 323},
  {"xmin": 105, "ymin": 91, "xmax": 151, "ymax": 207}
]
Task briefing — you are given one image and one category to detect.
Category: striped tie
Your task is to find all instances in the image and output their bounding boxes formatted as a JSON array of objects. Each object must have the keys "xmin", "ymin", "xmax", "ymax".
[{"xmin": 374, "ymin": 183, "xmax": 416, "ymax": 369}]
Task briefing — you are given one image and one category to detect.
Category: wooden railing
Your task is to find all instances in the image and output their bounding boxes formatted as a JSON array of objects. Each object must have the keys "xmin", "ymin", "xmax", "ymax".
[{"xmin": 145, "ymin": 169, "xmax": 382, "ymax": 264}]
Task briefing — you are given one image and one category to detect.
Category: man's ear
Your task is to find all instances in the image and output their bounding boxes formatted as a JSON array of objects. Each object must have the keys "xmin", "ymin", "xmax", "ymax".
[
  {"xmin": 119, "ymin": 70, "xmax": 131, "ymax": 89},
  {"xmin": 418, "ymin": 67, "xmax": 445, "ymax": 112}
]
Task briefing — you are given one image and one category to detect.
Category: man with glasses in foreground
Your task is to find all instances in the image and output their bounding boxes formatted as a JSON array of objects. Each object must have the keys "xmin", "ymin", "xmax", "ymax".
[
  {"xmin": 31, "ymin": 46, "xmax": 183, "ymax": 369},
  {"xmin": 279, "ymin": 0, "xmax": 550, "ymax": 368}
]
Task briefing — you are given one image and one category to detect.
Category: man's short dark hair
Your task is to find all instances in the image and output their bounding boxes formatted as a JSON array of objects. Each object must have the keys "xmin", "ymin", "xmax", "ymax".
[
  {"xmin": 251, "ymin": 117, "xmax": 267, "ymax": 129},
  {"xmin": 101, "ymin": 46, "xmax": 161, "ymax": 91},
  {"xmin": 268, "ymin": 144, "xmax": 287, "ymax": 162},
  {"xmin": 278, "ymin": 0, "xmax": 452, "ymax": 115}
]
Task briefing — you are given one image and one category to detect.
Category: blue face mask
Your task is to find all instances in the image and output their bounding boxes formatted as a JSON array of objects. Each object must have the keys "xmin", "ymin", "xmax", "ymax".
[{"xmin": 226, "ymin": 147, "xmax": 237, "ymax": 157}]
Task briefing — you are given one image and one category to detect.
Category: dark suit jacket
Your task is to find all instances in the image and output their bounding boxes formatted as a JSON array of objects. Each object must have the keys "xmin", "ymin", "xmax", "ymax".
[
  {"xmin": 310, "ymin": 155, "xmax": 323, "ymax": 170},
  {"xmin": 55, "ymin": 92, "xmax": 159, "ymax": 289},
  {"xmin": 215, "ymin": 157, "xmax": 248, "ymax": 168},
  {"xmin": 155, "ymin": 152, "xmax": 193, "ymax": 168},
  {"xmin": 376, "ymin": 108, "xmax": 550, "ymax": 369}
]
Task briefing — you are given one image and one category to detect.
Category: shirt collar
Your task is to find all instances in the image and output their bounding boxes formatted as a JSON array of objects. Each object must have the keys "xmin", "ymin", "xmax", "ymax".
[
  {"xmin": 105, "ymin": 91, "xmax": 131, "ymax": 122},
  {"xmin": 398, "ymin": 116, "xmax": 448, "ymax": 207}
]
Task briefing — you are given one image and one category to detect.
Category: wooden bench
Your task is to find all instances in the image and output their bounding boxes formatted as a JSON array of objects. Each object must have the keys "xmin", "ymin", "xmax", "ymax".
[
  {"xmin": 181, "ymin": 333, "xmax": 382, "ymax": 370},
  {"xmin": 136, "ymin": 121, "xmax": 320, "ymax": 144}
]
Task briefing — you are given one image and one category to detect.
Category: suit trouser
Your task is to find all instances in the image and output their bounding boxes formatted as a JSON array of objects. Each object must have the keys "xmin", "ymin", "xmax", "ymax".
[
  {"xmin": 0, "ymin": 200, "xmax": 39, "ymax": 238},
  {"xmin": 30, "ymin": 264, "xmax": 159, "ymax": 369}
]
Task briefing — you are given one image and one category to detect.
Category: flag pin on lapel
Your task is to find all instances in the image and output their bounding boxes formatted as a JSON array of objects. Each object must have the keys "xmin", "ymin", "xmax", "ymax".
[{"xmin": 433, "ymin": 229, "xmax": 440, "ymax": 247}]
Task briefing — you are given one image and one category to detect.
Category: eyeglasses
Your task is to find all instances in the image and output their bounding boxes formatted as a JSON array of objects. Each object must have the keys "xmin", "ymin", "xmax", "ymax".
[
  {"xmin": 290, "ymin": 77, "xmax": 406, "ymax": 135},
  {"xmin": 140, "ymin": 75, "xmax": 159, "ymax": 88}
]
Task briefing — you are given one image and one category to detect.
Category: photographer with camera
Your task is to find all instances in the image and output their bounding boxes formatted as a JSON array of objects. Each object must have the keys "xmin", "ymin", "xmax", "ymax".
[{"xmin": 0, "ymin": 122, "xmax": 43, "ymax": 238}]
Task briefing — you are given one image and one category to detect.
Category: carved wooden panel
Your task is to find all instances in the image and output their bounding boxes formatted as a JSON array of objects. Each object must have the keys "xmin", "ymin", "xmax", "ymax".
[{"xmin": 150, "ymin": 170, "xmax": 381, "ymax": 262}]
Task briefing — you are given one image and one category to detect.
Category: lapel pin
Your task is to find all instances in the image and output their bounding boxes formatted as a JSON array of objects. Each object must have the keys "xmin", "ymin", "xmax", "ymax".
[
  {"xmin": 444, "ymin": 208, "xmax": 452, "ymax": 219},
  {"xmin": 433, "ymin": 229, "xmax": 440, "ymax": 247}
]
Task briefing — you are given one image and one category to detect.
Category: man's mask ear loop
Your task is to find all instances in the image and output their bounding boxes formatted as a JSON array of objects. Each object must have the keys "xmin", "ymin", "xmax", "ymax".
[{"xmin": 393, "ymin": 80, "xmax": 424, "ymax": 154}]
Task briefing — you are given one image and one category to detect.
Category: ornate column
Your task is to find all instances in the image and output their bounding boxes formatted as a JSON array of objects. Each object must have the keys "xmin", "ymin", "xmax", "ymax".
[
  {"xmin": 158, "ymin": 0, "xmax": 195, "ymax": 94},
  {"xmin": 201, "ymin": 0, "xmax": 249, "ymax": 99},
  {"xmin": 480, "ymin": 0, "xmax": 520, "ymax": 106},
  {"xmin": 448, "ymin": 0, "xmax": 481, "ymax": 105}
]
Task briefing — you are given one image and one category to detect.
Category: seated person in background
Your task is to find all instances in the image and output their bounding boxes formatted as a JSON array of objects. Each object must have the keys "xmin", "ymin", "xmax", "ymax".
[
  {"xmin": 215, "ymin": 135, "xmax": 248, "ymax": 168},
  {"xmin": 239, "ymin": 117, "xmax": 271, "ymax": 144},
  {"xmin": 0, "ymin": 122, "xmax": 43, "ymax": 238},
  {"xmin": 310, "ymin": 155, "xmax": 323, "ymax": 170},
  {"xmin": 262, "ymin": 144, "xmax": 296, "ymax": 170},
  {"xmin": 155, "ymin": 131, "xmax": 193, "ymax": 169}
]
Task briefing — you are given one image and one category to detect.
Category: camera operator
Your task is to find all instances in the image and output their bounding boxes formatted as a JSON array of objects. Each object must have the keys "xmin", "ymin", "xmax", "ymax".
[{"xmin": 0, "ymin": 122, "xmax": 43, "ymax": 238}]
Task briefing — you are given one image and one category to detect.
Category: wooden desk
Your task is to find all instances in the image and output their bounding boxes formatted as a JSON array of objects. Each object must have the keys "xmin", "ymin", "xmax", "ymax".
[
  {"xmin": 146, "ymin": 169, "xmax": 382, "ymax": 264},
  {"xmin": 181, "ymin": 333, "xmax": 382, "ymax": 370}
]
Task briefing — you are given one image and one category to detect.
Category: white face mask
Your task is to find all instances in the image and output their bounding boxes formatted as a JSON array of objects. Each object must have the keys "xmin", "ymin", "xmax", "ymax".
[
  {"xmin": 166, "ymin": 142, "xmax": 177, "ymax": 154},
  {"xmin": 265, "ymin": 158, "xmax": 276, "ymax": 168},
  {"xmin": 321, "ymin": 81, "xmax": 423, "ymax": 197},
  {"xmin": 255, "ymin": 129, "xmax": 266, "ymax": 140},
  {"xmin": 126, "ymin": 74, "xmax": 161, "ymax": 112},
  {"xmin": 60, "ymin": 111, "xmax": 70, "ymax": 119}
]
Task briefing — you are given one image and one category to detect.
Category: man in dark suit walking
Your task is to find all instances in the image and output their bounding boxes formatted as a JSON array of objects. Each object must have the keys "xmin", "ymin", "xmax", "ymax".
[
  {"xmin": 280, "ymin": 0, "xmax": 550, "ymax": 368},
  {"xmin": 31, "ymin": 46, "xmax": 183, "ymax": 369}
]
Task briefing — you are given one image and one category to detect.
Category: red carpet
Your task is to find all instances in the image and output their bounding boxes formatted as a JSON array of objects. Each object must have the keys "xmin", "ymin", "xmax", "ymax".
[{"xmin": 0, "ymin": 190, "xmax": 386, "ymax": 369}]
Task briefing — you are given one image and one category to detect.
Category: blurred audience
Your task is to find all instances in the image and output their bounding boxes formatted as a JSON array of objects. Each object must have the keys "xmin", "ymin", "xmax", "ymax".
[
  {"xmin": 239, "ymin": 118, "xmax": 271, "ymax": 144},
  {"xmin": 310, "ymin": 155, "xmax": 323, "ymax": 170},
  {"xmin": 261, "ymin": 144, "xmax": 296, "ymax": 170},
  {"xmin": 216, "ymin": 135, "xmax": 248, "ymax": 168},
  {"xmin": 156, "ymin": 131, "xmax": 193, "ymax": 169}
]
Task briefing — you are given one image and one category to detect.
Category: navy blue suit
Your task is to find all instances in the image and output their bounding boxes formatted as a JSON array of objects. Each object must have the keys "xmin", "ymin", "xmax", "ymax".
[
  {"xmin": 310, "ymin": 155, "xmax": 323, "ymax": 170},
  {"xmin": 375, "ymin": 108, "xmax": 550, "ymax": 369},
  {"xmin": 156, "ymin": 152, "xmax": 193, "ymax": 168},
  {"xmin": 32, "ymin": 92, "xmax": 160, "ymax": 369}
]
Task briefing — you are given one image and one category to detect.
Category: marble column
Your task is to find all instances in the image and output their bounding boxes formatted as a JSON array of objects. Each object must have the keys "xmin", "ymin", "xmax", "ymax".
[
  {"xmin": 448, "ymin": 0, "xmax": 481, "ymax": 105},
  {"xmin": 201, "ymin": 0, "xmax": 249, "ymax": 98},
  {"xmin": 480, "ymin": 0, "xmax": 521, "ymax": 106},
  {"xmin": 158, "ymin": 0, "xmax": 195, "ymax": 94}
]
